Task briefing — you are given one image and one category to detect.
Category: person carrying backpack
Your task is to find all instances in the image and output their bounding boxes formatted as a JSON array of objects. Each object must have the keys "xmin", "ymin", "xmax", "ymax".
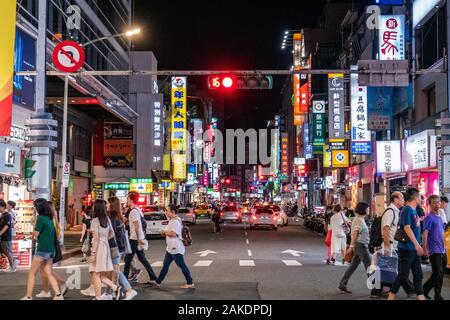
[
  {"xmin": 123, "ymin": 192, "xmax": 158, "ymax": 285},
  {"xmin": 153, "ymin": 205, "xmax": 194, "ymax": 289},
  {"xmin": 370, "ymin": 192, "xmax": 415, "ymax": 298}
]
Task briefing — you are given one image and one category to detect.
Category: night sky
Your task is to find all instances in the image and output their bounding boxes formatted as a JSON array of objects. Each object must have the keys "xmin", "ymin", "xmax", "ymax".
[{"xmin": 133, "ymin": 0, "xmax": 331, "ymax": 129}]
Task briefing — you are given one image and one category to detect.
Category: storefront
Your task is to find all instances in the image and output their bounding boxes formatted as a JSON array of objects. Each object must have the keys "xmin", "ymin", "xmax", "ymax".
[{"xmin": 103, "ymin": 183, "xmax": 130, "ymax": 205}]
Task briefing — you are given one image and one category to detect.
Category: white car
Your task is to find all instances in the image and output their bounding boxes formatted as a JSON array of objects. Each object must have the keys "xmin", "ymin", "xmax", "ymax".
[
  {"xmin": 144, "ymin": 212, "xmax": 169, "ymax": 238},
  {"xmin": 177, "ymin": 207, "xmax": 197, "ymax": 225},
  {"xmin": 267, "ymin": 204, "xmax": 289, "ymax": 227}
]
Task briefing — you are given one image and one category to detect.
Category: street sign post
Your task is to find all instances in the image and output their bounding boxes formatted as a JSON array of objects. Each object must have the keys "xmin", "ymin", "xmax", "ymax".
[{"xmin": 52, "ymin": 41, "xmax": 85, "ymax": 73}]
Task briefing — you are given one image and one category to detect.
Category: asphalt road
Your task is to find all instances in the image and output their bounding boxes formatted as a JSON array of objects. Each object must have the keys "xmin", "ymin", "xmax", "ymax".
[{"xmin": 1, "ymin": 218, "xmax": 449, "ymax": 300}]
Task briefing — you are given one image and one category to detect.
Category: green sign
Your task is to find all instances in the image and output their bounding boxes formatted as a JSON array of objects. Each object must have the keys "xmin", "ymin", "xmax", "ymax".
[
  {"xmin": 130, "ymin": 178, "xmax": 153, "ymax": 184},
  {"xmin": 313, "ymin": 113, "xmax": 325, "ymax": 146},
  {"xmin": 104, "ymin": 183, "xmax": 130, "ymax": 190}
]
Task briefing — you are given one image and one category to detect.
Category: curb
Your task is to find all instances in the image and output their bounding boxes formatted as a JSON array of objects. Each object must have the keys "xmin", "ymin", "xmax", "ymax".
[{"xmin": 62, "ymin": 248, "xmax": 82, "ymax": 261}]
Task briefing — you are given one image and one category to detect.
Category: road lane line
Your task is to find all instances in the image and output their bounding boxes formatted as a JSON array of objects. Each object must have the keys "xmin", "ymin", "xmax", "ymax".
[
  {"xmin": 282, "ymin": 260, "xmax": 302, "ymax": 266},
  {"xmin": 239, "ymin": 260, "xmax": 255, "ymax": 266},
  {"xmin": 246, "ymin": 239, "xmax": 249, "ymax": 245},
  {"xmin": 193, "ymin": 260, "xmax": 213, "ymax": 267},
  {"xmin": 247, "ymin": 250, "xmax": 252, "ymax": 257},
  {"xmin": 151, "ymin": 261, "xmax": 164, "ymax": 267}
]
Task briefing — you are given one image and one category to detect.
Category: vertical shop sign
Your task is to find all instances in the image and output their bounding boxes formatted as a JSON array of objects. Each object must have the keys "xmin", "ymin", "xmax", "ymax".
[
  {"xmin": 350, "ymin": 68, "xmax": 371, "ymax": 155},
  {"xmin": 328, "ymin": 74, "xmax": 345, "ymax": 142}
]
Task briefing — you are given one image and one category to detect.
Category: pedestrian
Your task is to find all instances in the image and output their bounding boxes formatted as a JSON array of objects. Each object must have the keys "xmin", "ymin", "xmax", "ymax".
[
  {"xmin": 337, "ymin": 202, "xmax": 371, "ymax": 294},
  {"xmin": 388, "ymin": 188, "xmax": 425, "ymax": 300},
  {"xmin": 423, "ymin": 195, "xmax": 447, "ymax": 300},
  {"xmin": 89, "ymin": 199, "xmax": 122, "ymax": 300},
  {"xmin": 123, "ymin": 206, "xmax": 142, "ymax": 283},
  {"xmin": 153, "ymin": 205, "xmax": 195, "ymax": 289},
  {"xmin": 106, "ymin": 197, "xmax": 137, "ymax": 300},
  {"xmin": 35, "ymin": 201, "xmax": 67, "ymax": 299},
  {"xmin": 6, "ymin": 201, "xmax": 17, "ymax": 239},
  {"xmin": 0, "ymin": 199, "xmax": 18, "ymax": 272},
  {"xmin": 123, "ymin": 192, "xmax": 158, "ymax": 285},
  {"xmin": 80, "ymin": 205, "xmax": 92, "ymax": 263},
  {"xmin": 370, "ymin": 191, "xmax": 415, "ymax": 298},
  {"xmin": 438, "ymin": 196, "xmax": 449, "ymax": 226},
  {"xmin": 21, "ymin": 199, "xmax": 63, "ymax": 300},
  {"xmin": 416, "ymin": 195, "xmax": 429, "ymax": 265},
  {"xmin": 325, "ymin": 227, "xmax": 332, "ymax": 265},
  {"xmin": 329, "ymin": 204, "xmax": 350, "ymax": 265},
  {"xmin": 212, "ymin": 208, "xmax": 222, "ymax": 233}
]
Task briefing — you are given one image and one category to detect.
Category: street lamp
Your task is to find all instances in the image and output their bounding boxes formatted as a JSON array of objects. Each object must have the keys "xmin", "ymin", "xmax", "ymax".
[{"xmin": 82, "ymin": 27, "xmax": 141, "ymax": 47}]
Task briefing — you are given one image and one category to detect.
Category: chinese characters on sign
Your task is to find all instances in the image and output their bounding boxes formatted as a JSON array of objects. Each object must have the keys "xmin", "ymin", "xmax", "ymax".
[
  {"xmin": 281, "ymin": 134, "xmax": 289, "ymax": 176},
  {"xmin": 103, "ymin": 123, "xmax": 134, "ymax": 168},
  {"xmin": 151, "ymin": 96, "xmax": 164, "ymax": 169},
  {"xmin": 379, "ymin": 15, "xmax": 405, "ymax": 60},
  {"xmin": 312, "ymin": 101, "xmax": 326, "ymax": 148},
  {"xmin": 376, "ymin": 141, "xmax": 402, "ymax": 173},
  {"xmin": 403, "ymin": 131, "xmax": 430, "ymax": 171},
  {"xmin": 350, "ymin": 70, "xmax": 371, "ymax": 155},
  {"xmin": 328, "ymin": 74, "xmax": 345, "ymax": 142},
  {"xmin": 171, "ymin": 77, "xmax": 187, "ymax": 181}
]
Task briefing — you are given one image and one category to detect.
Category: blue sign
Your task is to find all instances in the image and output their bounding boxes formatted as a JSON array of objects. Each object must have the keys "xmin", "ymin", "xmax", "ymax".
[
  {"xmin": 13, "ymin": 28, "xmax": 36, "ymax": 109},
  {"xmin": 305, "ymin": 144, "xmax": 314, "ymax": 159},
  {"xmin": 351, "ymin": 142, "xmax": 372, "ymax": 155},
  {"xmin": 368, "ymin": 87, "xmax": 393, "ymax": 131}
]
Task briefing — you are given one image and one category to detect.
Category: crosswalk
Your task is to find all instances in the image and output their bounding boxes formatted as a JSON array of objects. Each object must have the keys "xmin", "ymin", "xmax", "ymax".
[{"xmin": 149, "ymin": 259, "xmax": 304, "ymax": 267}]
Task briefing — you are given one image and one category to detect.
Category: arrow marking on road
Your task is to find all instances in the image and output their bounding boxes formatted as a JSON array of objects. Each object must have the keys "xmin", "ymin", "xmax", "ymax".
[
  {"xmin": 282, "ymin": 249, "xmax": 305, "ymax": 257},
  {"xmin": 195, "ymin": 250, "xmax": 217, "ymax": 257}
]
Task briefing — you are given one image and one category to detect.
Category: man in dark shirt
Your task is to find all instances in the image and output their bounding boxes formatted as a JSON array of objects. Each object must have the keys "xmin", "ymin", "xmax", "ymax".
[{"xmin": 0, "ymin": 199, "xmax": 17, "ymax": 272}]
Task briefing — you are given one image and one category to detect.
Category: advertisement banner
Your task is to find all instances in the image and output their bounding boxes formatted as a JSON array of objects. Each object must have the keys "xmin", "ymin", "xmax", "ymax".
[
  {"xmin": 299, "ymin": 74, "xmax": 309, "ymax": 113},
  {"xmin": 0, "ymin": 143, "xmax": 21, "ymax": 175},
  {"xmin": 171, "ymin": 77, "xmax": 187, "ymax": 152},
  {"xmin": 13, "ymin": 28, "xmax": 36, "ymax": 109},
  {"xmin": 173, "ymin": 153, "xmax": 187, "ymax": 180},
  {"xmin": 350, "ymin": 68, "xmax": 371, "ymax": 155},
  {"xmin": 328, "ymin": 74, "xmax": 345, "ymax": 142},
  {"xmin": 150, "ymin": 95, "xmax": 164, "ymax": 170},
  {"xmin": 331, "ymin": 149, "xmax": 349, "ymax": 168},
  {"xmin": 402, "ymin": 130, "xmax": 430, "ymax": 171},
  {"xmin": 376, "ymin": 141, "xmax": 402, "ymax": 173},
  {"xmin": 103, "ymin": 140, "xmax": 133, "ymax": 168},
  {"xmin": 0, "ymin": 0, "xmax": 17, "ymax": 137},
  {"xmin": 323, "ymin": 145, "xmax": 331, "ymax": 168},
  {"xmin": 368, "ymin": 87, "xmax": 393, "ymax": 131},
  {"xmin": 378, "ymin": 15, "xmax": 405, "ymax": 60},
  {"xmin": 280, "ymin": 133, "xmax": 289, "ymax": 176}
]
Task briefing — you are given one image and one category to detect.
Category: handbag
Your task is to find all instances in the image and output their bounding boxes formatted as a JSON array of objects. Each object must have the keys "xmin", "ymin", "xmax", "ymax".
[
  {"xmin": 81, "ymin": 233, "xmax": 91, "ymax": 255},
  {"xmin": 394, "ymin": 227, "xmax": 408, "ymax": 244},
  {"xmin": 344, "ymin": 248, "xmax": 354, "ymax": 263},
  {"xmin": 53, "ymin": 231, "xmax": 63, "ymax": 264},
  {"xmin": 341, "ymin": 213, "xmax": 351, "ymax": 235}
]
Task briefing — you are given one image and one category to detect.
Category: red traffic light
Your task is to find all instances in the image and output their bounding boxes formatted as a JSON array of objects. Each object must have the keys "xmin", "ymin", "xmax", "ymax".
[
  {"xmin": 225, "ymin": 178, "xmax": 231, "ymax": 184},
  {"xmin": 208, "ymin": 76, "xmax": 236, "ymax": 90}
]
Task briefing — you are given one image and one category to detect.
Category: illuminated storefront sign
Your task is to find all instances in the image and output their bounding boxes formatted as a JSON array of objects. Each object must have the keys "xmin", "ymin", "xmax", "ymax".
[
  {"xmin": 418, "ymin": 172, "xmax": 439, "ymax": 215},
  {"xmin": 323, "ymin": 145, "xmax": 331, "ymax": 168},
  {"xmin": 312, "ymin": 101, "xmax": 325, "ymax": 148},
  {"xmin": 173, "ymin": 153, "xmax": 187, "ymax": 181},
  {"xmin": 171, "ymin": 77, "xmax": 187, "ymax": 151},
  {"xmin": 376, "ymin": 141, "xmax": 402, "ymax": 173},
  {"xmin": 281, "ymin": 133, "xmax": 289, "ymax": 176},
  {"xmin": 350, "ymin": 68, "xmax": 371, "ymax": 155},
  {"xmin": 104, "ymin": 183, "xmax": 130, "ymax": 190},
  {"xmin": 328, "ymin": 74, "xmax": 345, "ymax": 142},
  {"xmin": 130, "ymin": 178, "xmax": 153, "ymax": 193},
  {"xmin": 151, "ymin": 96, "xmax": 164, "ymax": 169},
  {"xmin": 403, "ymin": 131, "xmax": 433, "ymax": 171},
  {"xmin": 331, "ymin": 149, "xmax": 349, "ymax": 168},
  {"xmin": 378, "ymin": 15, "xmax": 405, "ymax": 60}
]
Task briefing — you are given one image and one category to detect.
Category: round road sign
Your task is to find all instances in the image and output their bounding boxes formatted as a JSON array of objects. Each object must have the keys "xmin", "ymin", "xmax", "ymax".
[{"xmin": 52, "ymin": 41, "xmax": 85, "ymax": 73}]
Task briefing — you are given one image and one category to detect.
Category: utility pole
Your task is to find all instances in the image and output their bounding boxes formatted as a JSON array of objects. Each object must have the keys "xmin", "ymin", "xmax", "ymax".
[
  {"xmin": 444, "ymin": 1, "xmax": 450, "ymax": 208},
  {"xmin": 31, "ymin": 0, "xmax": 52, "ymax": 201}
]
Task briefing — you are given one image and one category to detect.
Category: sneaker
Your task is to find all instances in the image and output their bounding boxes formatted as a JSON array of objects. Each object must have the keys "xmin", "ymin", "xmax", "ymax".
[
  {"xmin": 326, "ymin": 259, "xmax": 331, "ymax": 265},
  {"xmin": 60, "ymin": 283, "xmax": 68, "ymax": 296},
  {"xmin": 337, "ymin": 287, "xmax": 352, "ymax": 294},
  {"xmin": 20, "ymin": 296, "xmax": 32, "ymax": 300},
  {"xmin": 99, "ymin": 293, "xmax": 113, "ymax": 300},
  {"xmin": 80, "ymin": 258, "xmax": 87, "ymax": 263},
  {"xmin": 130, "ymin": 269, "xmax": 142, "ymax": 282},
  {"xmin": 53, "ymin": 295, "xmax": 64, "ymax": 300},
  {"xmin": 35, "ymin": 291, "xmax": 51, "ymax": 298},
  {"xmin": 12, "ymin": 259, "xmax": 19, "ymax": 270},
  {"xmin": 180, "ymin": 284, "xmax": 195, "ymax": 289},
  {"xmin": 80, "ymin": 286, "xmax": 96, "ymax": 297},
  {"xmin": 124, "ymin": 289, "xmax": 138, "ymax": 300},
  {"xmin": 114, "ymin": 286, "xmax": 122, "ymax": 300}
]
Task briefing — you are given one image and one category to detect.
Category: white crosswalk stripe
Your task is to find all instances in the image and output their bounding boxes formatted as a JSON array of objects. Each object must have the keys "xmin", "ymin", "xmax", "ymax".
[
  {"xmin": 151, "ymin": 261, "xmax": 164, "ymax": 267},
  {"xmin": 239, "ymin": 260, "xmax": 255, "ymax": 266},
  {"xmin": 282, "ymin": 260, "xmax": 302, "ymax": 266},
  {"xmin": 193, "ymin": 260, "xmax": 213, "ymax": 267}
]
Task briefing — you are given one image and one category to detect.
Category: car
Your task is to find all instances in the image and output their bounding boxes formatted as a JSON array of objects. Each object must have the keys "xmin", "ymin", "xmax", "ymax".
[
  {"xmin": 142, "ymin": 205, "xmax": 166, "ymax": 214},
  {"xmin": 250, "ymin": 208, "xmax": 278, "ymax": 230},
  {"xmin": 241, "ymin": 212, "xmax": 252, "ymax": 224},
  {"xmin": 177, "ymin": 207, "xmax": 196, "ymax": 225},
  {"xmin": 144, "ymin": 212, "xmax": 169, "ymax": 238},
  {"xmin": 195, "ymin": 204, "xmax": 211, "ymax": 219},
  {"xmin": 267, "ymin": 204, "xmax": 289, "ymax": 227},
  {"xmin": 220, "ymin": 205, "xmax": 242, "ymax": 223}
]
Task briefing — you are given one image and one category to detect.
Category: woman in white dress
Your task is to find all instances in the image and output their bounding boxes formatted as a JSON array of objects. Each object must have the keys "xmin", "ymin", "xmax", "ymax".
[
  {"xmin": 90, "ymin": 199, "xmax": 122, "ymax": 300},
  {"xmin": 329, "ymin": 204, "xmax": 351, "ymax": 265}
]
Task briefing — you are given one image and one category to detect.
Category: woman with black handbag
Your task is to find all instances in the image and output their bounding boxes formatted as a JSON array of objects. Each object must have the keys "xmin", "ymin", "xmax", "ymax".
[{"xmin": 21, "ymin": 199, "xmax": 64, "ymax": 300}]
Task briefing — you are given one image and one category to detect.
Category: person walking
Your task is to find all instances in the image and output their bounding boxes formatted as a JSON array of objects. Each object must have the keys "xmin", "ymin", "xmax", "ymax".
[
  {"xmin": 388, "ymin": 188, "xmax": 425, "ymax": 300},
  {"xmin": 0, "ymin": 200, "xmax": 18, "ymax": 272},
  {"xmin": 370, "ymin": 191, "xmax": 415, "ymax": 298},
  {"xmin": 329, "ymin": 205, "xmax": 350, "ymax": 265},
  {"xmin": 6, "ymin": 201, "xmax": 17, "ymax": 240},
  {"xmin": 80, "ymin": 205, "xmax": 92, "ymax": 263},
  {"xmin": 337, "ymin": 202, "xmax": 371, "ymax": 294},
  {"xmin": 107, "ymin": 197, "xmax": 137, "ymax": 300},
  {"xmin": 154, "ymin": 205, "xmax": 194, "ymax": 289},
  {"xmin": 423, "ymin": 195, "xmax": 447, "ymax": 300},
  {"xmin": 123, "ymin": 192, "xmax": 158, "ymax": 285},
  {"xmin": 438, "ymin": 196, "xmax": 449, "ymax": 227},
  {"xmin": 89, "ymin": 199, "xmax": 122, "ymax": 300},
  {"xmin": 21, "ymin": 199, "xmax": 63, "ymax": 300}
]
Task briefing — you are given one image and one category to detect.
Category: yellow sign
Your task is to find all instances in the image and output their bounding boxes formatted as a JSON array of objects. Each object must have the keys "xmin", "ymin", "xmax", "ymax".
[
  {"xmin": 173, "ymin": 153, "xmax": 187, "ymax": 180},
  {"xmin": 130, "ymin": 183, "xmax": 153, "ymax": 193},
  {"xmin": 171, "ymin": 77, "xmax": 187, "ymax": 152},
  {"xmin": 323, "ymin": 145, "xmax": 331, "ymax": 168},
  {"xmin": 0, "ymin": 0, "xmax": 16, "ymax": 137},
  {"xmin": 332, "ymin": 150, "xmax": 349, "ymax": 168}
]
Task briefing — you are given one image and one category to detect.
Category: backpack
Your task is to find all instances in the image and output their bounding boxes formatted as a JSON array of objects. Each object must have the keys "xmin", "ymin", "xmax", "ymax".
[
  {"xmin": 112, "ymin": 219, "xmax": 128, "ymax": 253},
  {"xmin": 369, "ymin": 208, "xmax": 395, "ymax": 253},
  {"xmin": 176, "ymin": 217, "xmax": 193, "ymax": 246}
]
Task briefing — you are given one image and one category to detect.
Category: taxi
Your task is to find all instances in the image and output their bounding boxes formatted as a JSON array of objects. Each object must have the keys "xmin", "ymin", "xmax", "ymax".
[{"xmin": 195, "ymin": 204, "xmax": 211, "ymax": 219}]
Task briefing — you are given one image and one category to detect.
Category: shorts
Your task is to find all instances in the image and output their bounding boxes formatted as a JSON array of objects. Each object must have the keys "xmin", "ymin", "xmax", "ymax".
[
  {"xmin": 0, "ymin": 241, "xmax": 12, "ymax": 256},
  {"xmin": 331, "ymin": 235, "xmax": 347, "ymax": 254},
  {"xmin": 35, "ymin": 251, "xmax": 55, "ymax": 261},
  {"xmin": 111, "ymin": 252, "xmax": 124, "ymax": 265}
]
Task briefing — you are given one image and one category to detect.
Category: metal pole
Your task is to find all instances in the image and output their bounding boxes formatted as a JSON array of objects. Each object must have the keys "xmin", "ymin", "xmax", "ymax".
[
  {"xmin": 59, "ymin": 76, "xmax": 69, "ymax": 245},
  {"xmin": 31, "ymin": 0, "xmax": 52, "ymax": 200},
  {"xmin": 444, "ymin": 0, "xmax": 450, "ymax": 210}
]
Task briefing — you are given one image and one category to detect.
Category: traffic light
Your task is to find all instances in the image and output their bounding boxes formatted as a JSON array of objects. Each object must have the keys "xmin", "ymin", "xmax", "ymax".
[
  {"xmin": 225, "ymin": 178, "xmax": 231, "ymax": 185},
  {"xmin": 23, "ymin": 158, "xmax": 36, "ymax": 179},
  {"xmin": 208, "ymin": 75, "xmax": 273, "ymax": 90}
]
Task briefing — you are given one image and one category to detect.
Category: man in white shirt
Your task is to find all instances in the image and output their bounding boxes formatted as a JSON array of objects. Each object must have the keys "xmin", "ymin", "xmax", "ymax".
[
  {"xmin": 438, "ymin": 196, "xmax": 448, "ymax": 226},
  {"xmin": 123, "ymin": 192, "xmax": 157, "ymax": 285},
  {"xmin": 154, "ymin": 205, "xmax": 194, "ymax": 289}
]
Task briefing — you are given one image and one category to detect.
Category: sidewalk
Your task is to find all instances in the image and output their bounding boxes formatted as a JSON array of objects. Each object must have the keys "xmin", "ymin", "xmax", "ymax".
[{"xmin": 61, "ymin": 231, "xmax": 83, "ymax": 261}]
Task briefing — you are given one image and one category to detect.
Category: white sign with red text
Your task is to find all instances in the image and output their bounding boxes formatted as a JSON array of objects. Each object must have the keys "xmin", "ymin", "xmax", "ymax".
[{"xmin": 378, "ymin": 15, "xmax": 405, "ymax": 60}]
